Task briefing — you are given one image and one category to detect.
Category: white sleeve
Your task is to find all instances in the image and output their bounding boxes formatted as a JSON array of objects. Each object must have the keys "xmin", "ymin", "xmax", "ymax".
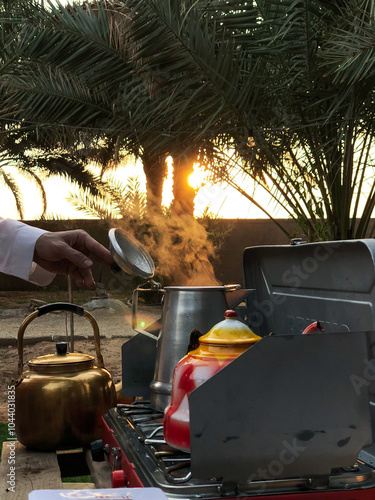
[{"xmin": 0, "ymin": 218, "xmax": 56, "ymax": 286}]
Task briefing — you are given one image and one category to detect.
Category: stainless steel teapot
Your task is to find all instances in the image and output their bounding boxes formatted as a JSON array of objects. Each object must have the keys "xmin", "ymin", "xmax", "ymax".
[
  {"xmin": 132, "ymin": 284, "xmax": 254, "ymax": 411},
  {"xmin": 109, "ymin": 227, "xmax": 254, "ymax": 411}
]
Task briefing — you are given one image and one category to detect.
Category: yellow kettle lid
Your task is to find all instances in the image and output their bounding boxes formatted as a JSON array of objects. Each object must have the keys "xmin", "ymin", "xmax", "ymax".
[{"xmin": 199, "ymin": 310, "xmax": 261, "ymax": 345}]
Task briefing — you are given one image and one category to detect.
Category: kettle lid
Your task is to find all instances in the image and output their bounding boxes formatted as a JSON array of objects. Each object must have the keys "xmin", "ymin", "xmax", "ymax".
[
  {"xmin": 109, "ymin": 227, "xmax": 155, "ymax": 279},
  {"xmin": 199, "ymin": 310, "xmax": 261, "ymax": 345},
  {"xmin": 28, "ymin": 342, "xmax": 94, "ymax": 373}
]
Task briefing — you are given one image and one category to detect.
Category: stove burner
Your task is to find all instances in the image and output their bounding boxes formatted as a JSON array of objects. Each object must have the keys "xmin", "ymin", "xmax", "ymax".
[
  {"xmin": 116, "ymin": 403, "xmax": 192, "ymax": 484},
  {"xmin": 102, "ymin": 403, "xmax": 375, "ymax": 499}
]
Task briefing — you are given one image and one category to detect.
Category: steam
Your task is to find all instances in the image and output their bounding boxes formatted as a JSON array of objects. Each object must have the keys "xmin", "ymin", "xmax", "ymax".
[{"xmin": 116, "ymin": 211, "xmax": 220, "ymax": 286}]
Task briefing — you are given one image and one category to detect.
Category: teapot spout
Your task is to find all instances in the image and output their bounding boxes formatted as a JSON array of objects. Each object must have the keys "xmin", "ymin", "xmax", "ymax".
[{"xmin": 225, "ymin": 287, "xmax": 255, "ymax": 310}]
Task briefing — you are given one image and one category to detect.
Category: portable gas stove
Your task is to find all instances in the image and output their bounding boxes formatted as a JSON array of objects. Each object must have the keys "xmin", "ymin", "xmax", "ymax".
[
  {"xmin": 100, "ymin": 401, "xmax": 375, "ymax": 499},
  {"xmin": 97, "ymin": 239, "xmax": 375, "ymax": 499}
]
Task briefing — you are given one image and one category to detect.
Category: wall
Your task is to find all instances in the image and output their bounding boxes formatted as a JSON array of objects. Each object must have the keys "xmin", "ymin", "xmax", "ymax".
[
  {"xmin": 0, "ymin": 218, "xmax": 303, "ymax": 292},
  {"xmin": 214, "ymin": 218, "xmax": 301, "ymax": 286}
]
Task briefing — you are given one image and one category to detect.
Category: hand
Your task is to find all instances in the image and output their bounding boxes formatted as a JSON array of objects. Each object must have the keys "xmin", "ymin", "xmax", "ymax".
[{"xmin": 33, "ymin": 229, "xmax": 114, "ymax": 289}]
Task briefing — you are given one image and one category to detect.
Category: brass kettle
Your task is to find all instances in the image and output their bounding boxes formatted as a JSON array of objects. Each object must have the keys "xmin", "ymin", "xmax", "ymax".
[{"xmin": 15, "ymin": 302, "xmax": 116, "ymax": 451}]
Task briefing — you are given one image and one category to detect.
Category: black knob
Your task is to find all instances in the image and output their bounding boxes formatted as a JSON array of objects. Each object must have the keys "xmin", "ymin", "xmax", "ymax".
[{"xmin": 56, "ymin": 342, "xmax": 68, "ymax": 355}]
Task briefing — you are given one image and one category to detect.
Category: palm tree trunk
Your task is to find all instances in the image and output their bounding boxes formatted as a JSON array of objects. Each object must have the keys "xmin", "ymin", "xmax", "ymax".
[
  {"xmin": 171, "ymin": 153, "xmax": 196, "ymax": 216},
  {"xmin": 141, "ymin": 148, "xmax": 167, "ymax": 213}
]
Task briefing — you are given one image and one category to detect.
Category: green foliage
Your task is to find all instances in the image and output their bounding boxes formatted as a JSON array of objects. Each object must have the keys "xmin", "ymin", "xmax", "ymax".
[
  {"xmin": 0, "ymin": 421, "xmax": 7, "ymax": 438},
  {"xmin": 61, "ymin": 475, "xmax": 93, "ymax": 484},
  {"xmin": 2, "ymin": 0, "xmax": 375, "ymax": 239},
  {"xmin": 199, "ymin": 208, "xmax": 232, "ymax": 253},
  {"xmin": 68, "ymin": 175, "xmax": 147, "ymax": 220},
  {"xmin": 108, "ymin": 0, "xmax": 375, "ymax": 240}
]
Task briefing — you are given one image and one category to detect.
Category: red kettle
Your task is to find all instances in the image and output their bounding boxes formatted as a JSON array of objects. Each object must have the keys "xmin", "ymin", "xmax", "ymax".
[{"xmin": 163, "ymin": 310, "xmax": 261, "ymax": 452}]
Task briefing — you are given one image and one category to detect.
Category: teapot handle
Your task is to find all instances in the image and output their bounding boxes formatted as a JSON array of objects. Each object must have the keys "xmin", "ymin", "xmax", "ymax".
[
  {"xmin": 16, "ymin": 302, "xmax": 104, "ymax": 380},
  {"xmin": 132, "ymin": 282, "xmax": 163, "ymax": 340}
]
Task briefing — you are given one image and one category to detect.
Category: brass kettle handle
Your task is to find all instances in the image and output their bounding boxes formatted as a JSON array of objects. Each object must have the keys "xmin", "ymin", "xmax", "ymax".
[{"xmin": 17, "ymin": 302, "xmax": 104, "ymax": 380}]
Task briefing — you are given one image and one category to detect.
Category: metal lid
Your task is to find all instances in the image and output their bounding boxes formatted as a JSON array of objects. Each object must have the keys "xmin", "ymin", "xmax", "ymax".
[
  {"xmin": 199, "ymin": 310, "xmax": 261, "ymax": 345},
  {"xmin": 109, "ymin": 228, "xmax": 155, "ymax": 279},
  {"xmin": 28, "ymin": 350, "xmax": 94, "ymax": 373}
]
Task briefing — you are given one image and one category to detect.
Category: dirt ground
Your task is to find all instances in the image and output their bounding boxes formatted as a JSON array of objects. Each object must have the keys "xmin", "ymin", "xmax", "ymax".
[{"xmin": 0, "ymin": 289, "xmax": 161, "ymax": 423}]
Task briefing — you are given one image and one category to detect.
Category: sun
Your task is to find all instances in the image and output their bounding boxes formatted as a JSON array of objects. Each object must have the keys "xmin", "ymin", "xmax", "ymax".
[{"xmin": 188, "ymin": 164, "xmax": 207, "ymax": 189}]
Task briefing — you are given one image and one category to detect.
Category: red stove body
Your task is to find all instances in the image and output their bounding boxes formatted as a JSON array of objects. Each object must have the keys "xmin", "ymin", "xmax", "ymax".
[{"xmin": 99, "ymin": 239, "xmax": 375, "ymax": 499}]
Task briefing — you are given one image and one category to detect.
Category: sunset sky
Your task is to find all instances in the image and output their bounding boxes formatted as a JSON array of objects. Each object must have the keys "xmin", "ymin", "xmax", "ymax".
[{"xmin": 0, "ymin": 160, "xmax": 288, "ymax": 221}]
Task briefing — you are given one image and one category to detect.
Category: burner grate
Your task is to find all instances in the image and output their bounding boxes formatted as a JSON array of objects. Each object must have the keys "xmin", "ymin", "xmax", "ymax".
[{"xmin": 117, "ymin": 403, "xmax": 192, "ymax": 484}]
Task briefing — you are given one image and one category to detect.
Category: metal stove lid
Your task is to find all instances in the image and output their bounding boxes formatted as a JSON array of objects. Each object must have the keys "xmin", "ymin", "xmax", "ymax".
[{"xmin": 242, "ymin": 238, "xmax": 375, "ymax": 337}]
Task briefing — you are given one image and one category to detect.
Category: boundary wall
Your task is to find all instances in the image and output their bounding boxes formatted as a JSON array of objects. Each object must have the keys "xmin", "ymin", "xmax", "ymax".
[{"xmin": 0, "ymin": 218, "xmax": 304, "ymax": 291}]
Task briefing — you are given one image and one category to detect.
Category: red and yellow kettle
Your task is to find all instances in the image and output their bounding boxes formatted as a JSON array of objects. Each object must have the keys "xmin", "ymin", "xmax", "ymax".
[{"xmin": 163, "ymin": 310, "xmax": 261, "ymax": 452}]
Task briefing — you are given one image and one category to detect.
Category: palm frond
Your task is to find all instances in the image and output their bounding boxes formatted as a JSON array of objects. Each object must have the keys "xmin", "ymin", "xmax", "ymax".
[
  {"xmin": 0, "ymin": 169, "xmax": 24, "ymax": 218},
  {"xmin": 319, "ymin": 5, "xmax": 375, "ymax": 86},
  {"xmin": 18, "ymin": 168, "xmax": 48, "ymax": 218},
  {"xmin": 67, "ymin": 174, "xmax": 147, "ymax": 220}
]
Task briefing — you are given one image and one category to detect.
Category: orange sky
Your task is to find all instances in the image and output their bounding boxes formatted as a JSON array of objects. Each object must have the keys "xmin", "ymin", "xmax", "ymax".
[{"xmin": 0, "ymin": 160, "xmax": 287, "ymax": 220}]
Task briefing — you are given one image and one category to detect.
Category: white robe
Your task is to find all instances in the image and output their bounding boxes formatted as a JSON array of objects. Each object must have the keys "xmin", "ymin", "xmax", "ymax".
[{"xmin": 0, "ymin": 218, "xmax": 55, "ymax": 285}]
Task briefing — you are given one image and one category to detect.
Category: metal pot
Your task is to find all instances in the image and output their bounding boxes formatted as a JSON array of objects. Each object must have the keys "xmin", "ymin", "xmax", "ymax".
[
  {"xmin": 107, "ymin": 227, "xmax": 255, "ymax": 411},
  {"xmin": 15, "ymin": 303, "xmax": 116, "ymax": 451},
  {"xmin": 132, "ymin": 285, "xmax": 254, "ymax": 411}
]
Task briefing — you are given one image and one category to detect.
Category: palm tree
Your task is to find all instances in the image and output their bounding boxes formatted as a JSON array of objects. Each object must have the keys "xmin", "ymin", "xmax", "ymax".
[
  {"xmin": 0, "ymin": 0, "xmax": 173, "ymax": 213},
  {"xmin": 4, "ymin": 0, "xmax": 375, "ymax": 240},
  {"xmin": 0, "ymin": 0, "xmax": 112, "ymax": 217},
  {"xmin": 0, "ymin": 0, "xmax": 232, "ymax": 217},
  {"xmin": 68, "ymin": 175, "xmax": 147, "ymax": 220},
  {"xmin": 110, "ymin": 0, "xmax": 375, "ymax": 240},
  {"xmin": 67, "ymin": 172, "xmax": 222, "ymax": 285}
]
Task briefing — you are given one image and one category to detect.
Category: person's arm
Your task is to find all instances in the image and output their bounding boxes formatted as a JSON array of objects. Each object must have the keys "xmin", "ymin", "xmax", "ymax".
[
  {"xmin": 0, "ymin": 218, "xmax": 54, "ymax": 285},
  {"xmin": 0, "ymin": 218, "xmax": 114, "ymax": 288}
]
